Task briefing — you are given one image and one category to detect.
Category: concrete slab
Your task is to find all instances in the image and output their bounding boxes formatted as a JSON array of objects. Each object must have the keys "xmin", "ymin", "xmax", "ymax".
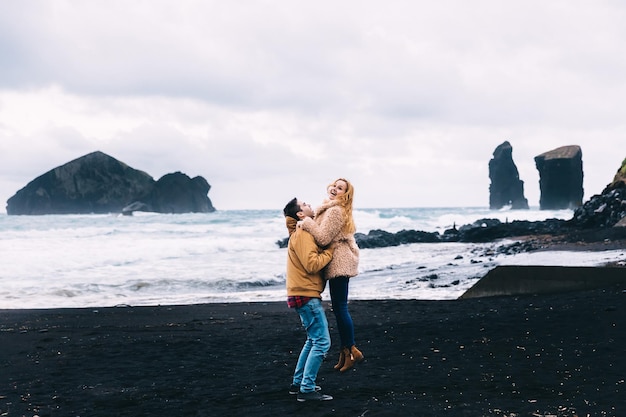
[{"xmin": 459, "ymin": 265, "xmax": 626, "ymax": 299}]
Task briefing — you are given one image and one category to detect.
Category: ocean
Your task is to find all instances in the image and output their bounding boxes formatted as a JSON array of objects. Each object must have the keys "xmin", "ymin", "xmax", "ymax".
[{"xmin": 1, "ymin": 207, "xmax": 624, "ymax": 309}]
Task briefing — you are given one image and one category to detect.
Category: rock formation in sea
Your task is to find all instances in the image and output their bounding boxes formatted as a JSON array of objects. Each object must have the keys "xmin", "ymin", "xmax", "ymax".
[
  {"xmin": 488, "ymin": 141, "xmax": 529, "ymax": 210},
  {"xmin": 143, "ymin": 171, "xmax": 214, "ymax": 214},
  {"xmin": 5, "ymin": 151, "xmax": 216, "ymax": 215},
  {"xmin": 534, "ymin": 145, "xmax": 584, "ymax": 210},
  {"xmin": 278, "ymin": 156, "xmax": 626, "ymax": 250}
]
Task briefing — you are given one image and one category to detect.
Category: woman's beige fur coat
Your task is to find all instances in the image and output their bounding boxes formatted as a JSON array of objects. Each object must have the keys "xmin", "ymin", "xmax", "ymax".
[{"xmin": 300, "ymin": 200, "xmax": 359, "ymax": 279}]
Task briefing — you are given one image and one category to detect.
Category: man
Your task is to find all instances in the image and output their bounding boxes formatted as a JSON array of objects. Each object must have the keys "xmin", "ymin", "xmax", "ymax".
[{"xmin": 283, "ymin": 197, "xmax": 334, "ymax": 402}]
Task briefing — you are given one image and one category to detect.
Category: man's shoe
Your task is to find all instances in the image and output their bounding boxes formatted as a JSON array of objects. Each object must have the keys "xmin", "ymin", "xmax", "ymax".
[
  {"xmin": 289, "ymin": 384, "xmax": 321, "ymax": 395},
  {"xmin": 297, "ymin": 390, "xmax": 333, "ymax": 402}
]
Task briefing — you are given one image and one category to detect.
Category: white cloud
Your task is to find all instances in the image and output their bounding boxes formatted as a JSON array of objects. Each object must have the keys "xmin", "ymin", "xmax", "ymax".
[{"xmin": 1, "ymin": 1, "xmax": 626, "ymax": 212}]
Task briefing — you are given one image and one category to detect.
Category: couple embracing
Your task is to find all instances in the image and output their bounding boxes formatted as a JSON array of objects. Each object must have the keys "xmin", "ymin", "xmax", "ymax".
[{"xmin": 283, "ymin": 178, "xmax": 363, "ymax": 402}]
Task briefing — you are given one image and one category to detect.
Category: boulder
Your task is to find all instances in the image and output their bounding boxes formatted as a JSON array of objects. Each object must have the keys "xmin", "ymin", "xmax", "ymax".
[
  {"xmin": 488, "ymin": 141, "xmax": 529, "ymax": 209},
  {"xmin": 6, "ymin": 151, "xmax": 216, "ymax": 215},
  {"xmin": 571, "ymin": 157, "xmax": 626, "ymax": 228},
  {"xmin": 354, "ymin": 229, "xmax": 441, "ymax": 249},
  {"xmin": 534, "ymin": 145, "xmax": 584, "ymax": 210}
]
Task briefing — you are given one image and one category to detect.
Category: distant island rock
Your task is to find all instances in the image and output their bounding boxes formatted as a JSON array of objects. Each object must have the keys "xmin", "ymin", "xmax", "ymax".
[
  {"xmin": 488, "ymin": 141, "xmax": 529, "ymax": 210},
  {"xmin": 535, "ymin": 145, "xmax": 584, "ymax": 210},
  {"xmin": 6, "ymin": 151, "xmax": 216, "ymax": 215}
]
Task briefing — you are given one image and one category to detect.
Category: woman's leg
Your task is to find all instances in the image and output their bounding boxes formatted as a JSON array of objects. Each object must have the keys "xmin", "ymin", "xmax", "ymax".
[{"xmin": 329, "ymin": 276, "xmax": 355, "ymax": 348}]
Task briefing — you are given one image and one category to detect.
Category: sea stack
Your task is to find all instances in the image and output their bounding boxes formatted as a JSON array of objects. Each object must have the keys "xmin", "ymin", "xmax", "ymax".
[
  {"xmin": 488, "ymin": 141, "xmax": 529, "ymax": 210},
  {"xmin": 534, "ymin": 145, "xmax": 583, "ymax": 210}
]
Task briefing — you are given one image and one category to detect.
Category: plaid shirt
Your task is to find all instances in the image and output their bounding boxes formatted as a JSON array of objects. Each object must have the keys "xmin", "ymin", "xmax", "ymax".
[{"xmin": 287, "ymin": 296, "xmax": 313, "ymax": 308}]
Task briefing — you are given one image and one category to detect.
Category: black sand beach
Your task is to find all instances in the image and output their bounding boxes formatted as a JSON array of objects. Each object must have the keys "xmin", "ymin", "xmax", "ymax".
[{"xmin": 2, "ymin": 283, "xmax": 625, "ymax": 417}]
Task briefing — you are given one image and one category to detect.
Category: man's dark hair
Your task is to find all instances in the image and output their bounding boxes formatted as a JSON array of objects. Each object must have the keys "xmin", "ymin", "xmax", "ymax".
[{"xmin": 283, "ymin": 197, "xmax": 300, "ymax": 220}]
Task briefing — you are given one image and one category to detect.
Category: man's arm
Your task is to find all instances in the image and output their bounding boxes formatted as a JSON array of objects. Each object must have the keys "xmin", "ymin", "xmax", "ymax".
[{"xmin": 293, "ymin": 231, "xmax": 333, "ymax": 274}]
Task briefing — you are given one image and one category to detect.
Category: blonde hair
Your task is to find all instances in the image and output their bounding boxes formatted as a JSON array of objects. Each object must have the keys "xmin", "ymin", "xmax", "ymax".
[{"xmin": 328, "ymin": 177, "xmax": 356, "ymax": 234}]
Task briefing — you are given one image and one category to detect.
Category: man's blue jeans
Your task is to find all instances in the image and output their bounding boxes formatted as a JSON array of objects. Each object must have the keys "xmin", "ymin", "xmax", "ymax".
[{"xmin": 292, "ymin": 298, "xmax": 331, "ymax": 393}]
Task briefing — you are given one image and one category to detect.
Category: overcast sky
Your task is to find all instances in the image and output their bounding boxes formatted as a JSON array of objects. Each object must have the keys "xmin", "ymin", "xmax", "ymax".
[{"xmin": 1, "ymin": 1, "xmax": 625, "ymax": 212}]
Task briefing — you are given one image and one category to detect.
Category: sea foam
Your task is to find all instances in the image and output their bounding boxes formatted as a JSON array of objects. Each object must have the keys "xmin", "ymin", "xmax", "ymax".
[{"xmin": 0, "ymin": 207, "xmax": 622, "ymax": 309}]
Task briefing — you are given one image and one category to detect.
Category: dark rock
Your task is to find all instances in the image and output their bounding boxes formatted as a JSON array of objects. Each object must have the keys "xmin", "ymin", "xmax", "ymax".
[
  {"xmin": 6, "ymin": 151, "xmax": 215, "ymax": 215},
  {"xmin": 568, "ymin": 157, "xmax": 626, "ymax": 228},
  {"xmin": 571, "ymin": 180, "xmax": 626, "ymax": 230},
  {"xmin": 455, "ymin": 218, "xmax": 569, "ymax": 243},
  {"xmin": 354, "ymin": 229, "xmax": 441, "ymax": 249},
  {"xmin": 6, "ymin": 151, "xmax": 154, "ymax": 215},
  {"xmin": 144, "ymin": 172, "xmax": 214, "ymax": 214},
  {"xmin": 534, "ymin": 145, "xmax": 584, "ymax": 210},
  {"xmin": 275, "ymin": 237, "xmax": 289, "ymax": 249},
  {"xmin": 488, "ymin": 141, "xmax": 529, "ymax": 209}
]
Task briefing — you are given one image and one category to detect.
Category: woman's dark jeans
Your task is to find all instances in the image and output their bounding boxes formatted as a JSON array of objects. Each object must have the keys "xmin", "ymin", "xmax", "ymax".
[{"xmin": 329, "ymin": 276, "xmax": 355, "ymax": 348}]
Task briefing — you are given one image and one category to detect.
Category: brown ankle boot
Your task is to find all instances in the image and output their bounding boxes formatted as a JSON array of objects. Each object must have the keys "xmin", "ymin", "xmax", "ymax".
[
  {"xmin": 339, "ymin": 347, "xmax": 354, "ymax": 372},
  {"xmin": 333, "ymin": 349, "xmax": 346, "ymax": 370},
  {"xmin": 350, "ymin": 346, "xmax": 364, "ymax": 363},
  {"xmin": 339, "ymin": 346, "xmax": 364, "ymax": 372}
]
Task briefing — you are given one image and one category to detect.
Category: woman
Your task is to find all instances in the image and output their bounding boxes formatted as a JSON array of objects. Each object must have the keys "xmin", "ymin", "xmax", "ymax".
[{"xmin": 299, "ymin": 178, "xmax": 363, "ymax": 372}]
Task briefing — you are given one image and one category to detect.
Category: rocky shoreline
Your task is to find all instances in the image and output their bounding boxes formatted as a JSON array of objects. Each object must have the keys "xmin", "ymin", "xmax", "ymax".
[
  {"xmin": 360, "ymin": 183, "xmax": 626, "ymax": 254},
  {"xmin": 275, "ymin": 182, "xmax": 626, "ymax": 252}
]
